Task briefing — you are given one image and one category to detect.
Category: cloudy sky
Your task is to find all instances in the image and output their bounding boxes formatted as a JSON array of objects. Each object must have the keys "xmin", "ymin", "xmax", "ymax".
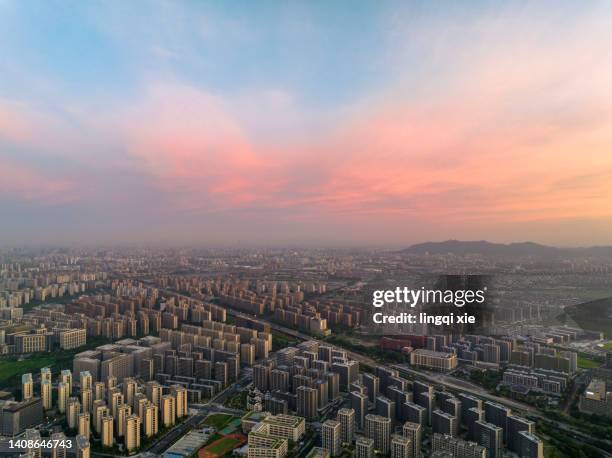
[{"xmin": 2, "ymin": 0, "xmax": 612, "ymax": 246}]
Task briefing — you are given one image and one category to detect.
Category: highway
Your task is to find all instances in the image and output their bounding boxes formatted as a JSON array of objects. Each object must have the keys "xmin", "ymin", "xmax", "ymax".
[{"xmin": 393, "ymin": 365, "xmax": 536, "ymax": 413}]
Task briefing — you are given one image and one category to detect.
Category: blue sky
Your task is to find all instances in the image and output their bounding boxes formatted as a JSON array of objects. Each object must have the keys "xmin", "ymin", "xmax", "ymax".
[{"xmin": 2, "ymin": 1, "xmax": 612, "ymax": 246}]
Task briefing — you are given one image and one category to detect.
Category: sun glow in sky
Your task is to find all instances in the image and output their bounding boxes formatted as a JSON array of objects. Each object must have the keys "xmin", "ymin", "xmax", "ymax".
[{"xmin": 2, "ymin": 1, "xmax": 612, "ymax": 246}]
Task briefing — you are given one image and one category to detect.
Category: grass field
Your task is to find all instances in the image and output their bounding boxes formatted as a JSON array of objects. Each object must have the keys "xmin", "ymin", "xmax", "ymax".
[
  {"xmin": 0, "ymin": 356, "xmax": 56, "ymax": 384},
  {"xmin": 0, "ymin": 336, "xmax": 113, "ymax": 390},
  {"xmin": 203, "ymin": 413, "xmax": 234, "ymax": 429},
  {"xmin": 577, "ymin": 356, "xmax": 601, "ymax": 369},
  {"xmin": 600, "ymin": 342, "xmax": 612, "ymax": 351}
]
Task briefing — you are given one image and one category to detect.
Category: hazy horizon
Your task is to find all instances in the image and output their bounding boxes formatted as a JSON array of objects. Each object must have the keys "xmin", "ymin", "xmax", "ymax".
[{"xmin": 2, "ymin": 1, "xmax": 612, "ymax": 246}]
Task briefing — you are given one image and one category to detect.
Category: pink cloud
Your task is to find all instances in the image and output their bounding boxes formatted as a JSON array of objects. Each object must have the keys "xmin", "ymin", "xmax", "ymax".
[
  {"xmin": 0, "ymin": 160, "xmax": 74, "ymax": 203},
  {"xmin": 103, "ymin": 66, "xmax": 612, "ymax": 233}
]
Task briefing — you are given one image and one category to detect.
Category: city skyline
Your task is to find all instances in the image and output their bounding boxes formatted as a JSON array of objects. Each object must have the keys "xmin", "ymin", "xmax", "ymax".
[{"xmin": 2, "ymin": 1, "xmax": 612, "ymax": 246}]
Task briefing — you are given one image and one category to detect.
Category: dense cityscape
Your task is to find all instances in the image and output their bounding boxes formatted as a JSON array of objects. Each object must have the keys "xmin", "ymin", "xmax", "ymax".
[{"xmin": 0, "ymin": 246, "xmax": 610, "ymax": 458}]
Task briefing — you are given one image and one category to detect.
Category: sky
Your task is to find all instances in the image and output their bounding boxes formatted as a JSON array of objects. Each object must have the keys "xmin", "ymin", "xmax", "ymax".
[{"xmin": 2, "ymin": 0, "xmax": 612, "ymax": 247}]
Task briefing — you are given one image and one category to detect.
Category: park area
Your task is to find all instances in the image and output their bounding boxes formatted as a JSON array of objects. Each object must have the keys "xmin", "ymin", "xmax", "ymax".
[
  {"xmin": 0, "ymin": 356, "xmax": 56, "ymax": 386},
  {"xmin": 577, "ymin": 356, "xmax": 601, "ymax": 369}
]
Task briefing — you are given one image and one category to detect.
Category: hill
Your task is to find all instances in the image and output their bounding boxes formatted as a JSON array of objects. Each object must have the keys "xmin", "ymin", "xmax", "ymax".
[{"xmin": 402, "ymin": 240, "xmax": 612, "ymax": 258}]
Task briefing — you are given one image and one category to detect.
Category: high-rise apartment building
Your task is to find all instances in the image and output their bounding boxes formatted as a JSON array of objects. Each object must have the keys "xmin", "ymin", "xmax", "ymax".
[
  {"xmin": 171, "ymin": 385, "xmax": 187, "ymax": 418},
  {"xmin": 390, "ymin": 434, "xmax": 412, "ymax": 458},
  {"xmin": 41, "ymin": 380, "xmax": 52, "ymax": 410},
  {"xmin": 22, "ymin": 373, "xmax": 33, "ymax": 401},
  {"xmin": 78, "ymin": 412, "xmax": 90, "ymax": 439},
  {"xmin": 355, "ymin": 437, "xmax": 374, "ymax": 458},
  {"xmin": 297, "ymin": 386, "xmax": 318, "ymax": 420},
  {"xmin": 161, "ymin": 394, "xmax": 176, "ymax": 427},
  {"xmin": 337, "ymin": 408, "xmax": 355, "ymax": 444},
  {"xmin": 402, "ymin": 422, "xmax": 421, "ymax": 458},
  {"xmin": 321, "ymin": 419, "xmax": 341, "ymax": 457},
  {"xmin": 101, "ymin": 415, "xmax": 114, "ymax": 448},
  {"xmin": 365, "ymin": 414, "xmax": 391, "ymax": 454},
  {"xmin": 125, "ymin": 414, "xmax": 141, "ymax": 452},
  {"xmin": 474, "ymin": 420, "xmax": 503, "ymax": 458}
]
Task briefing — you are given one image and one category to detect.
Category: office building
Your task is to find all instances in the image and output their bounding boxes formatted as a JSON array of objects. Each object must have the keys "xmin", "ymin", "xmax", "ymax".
[
  {"xmin": 0, "ymin": 398, "xmax": 43, "ymax": 436},
  {"xmin": 410, "ymin": 350, "xmax": 457, "ymax": 371},
  {"xmin": 247, "ymin": 422, "xmax": 289, "ymax": 458},
  {"xmin": 260, "ymin": 414, "xmax": 306, "ymax": 442}
]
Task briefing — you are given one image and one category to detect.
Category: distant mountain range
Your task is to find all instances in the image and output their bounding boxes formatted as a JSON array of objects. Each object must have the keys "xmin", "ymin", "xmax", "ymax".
[{"xmin": 402, "ymin": 240, "xmax": 612, "ymax": 258}]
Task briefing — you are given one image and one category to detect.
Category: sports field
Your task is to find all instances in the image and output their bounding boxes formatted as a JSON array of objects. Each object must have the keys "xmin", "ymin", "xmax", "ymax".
[{"xmin": 201, "ymin": 434, "xmax": 246, "ymax": 458}]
